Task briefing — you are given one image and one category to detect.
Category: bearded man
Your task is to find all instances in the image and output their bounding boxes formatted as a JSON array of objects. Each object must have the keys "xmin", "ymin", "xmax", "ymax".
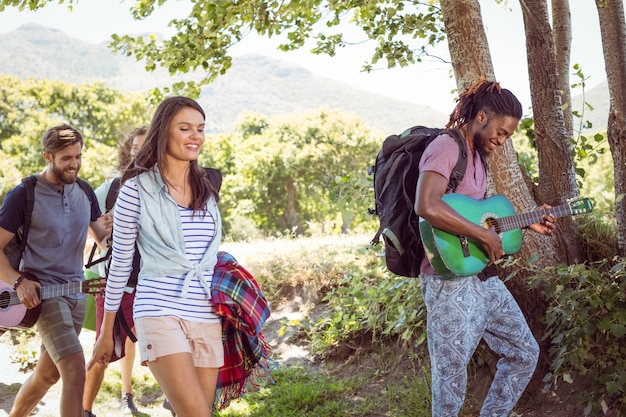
[{"xmin": 0, "ymin": 124, "xmax": 111, "ymax": 417}]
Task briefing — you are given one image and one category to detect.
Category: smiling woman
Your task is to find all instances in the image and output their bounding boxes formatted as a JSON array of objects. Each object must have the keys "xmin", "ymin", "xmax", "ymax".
[{"xmin": 87, "ymin": 96, "xmax": 227, "ymax": 417}]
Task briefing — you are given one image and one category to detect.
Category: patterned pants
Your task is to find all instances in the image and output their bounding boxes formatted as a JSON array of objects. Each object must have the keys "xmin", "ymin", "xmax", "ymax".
[{"xmin": 420, "ymin": 274, "xmax": 539, "ymax": 417}]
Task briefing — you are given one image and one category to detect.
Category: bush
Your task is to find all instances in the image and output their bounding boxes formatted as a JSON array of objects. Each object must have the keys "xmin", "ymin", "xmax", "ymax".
[
  {"xmin": 579, "ymin": 212, "xmax": 619, "ymax": 262},
  {"xmin": 529, "ymin": 258, "xmax": 626, "ymax": 416},
  {"xmin": 526, "ymin": 213, "xmax": 625, "ymax": 416}
]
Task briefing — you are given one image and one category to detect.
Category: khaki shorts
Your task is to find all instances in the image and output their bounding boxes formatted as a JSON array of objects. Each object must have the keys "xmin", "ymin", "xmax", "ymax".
[
  {"xmin": 135, "ymin": 316, "xmax": 224, "ymax": 368},
  {"xmin": 37, "ymin": 296, "xmax": 86, "ymax": 363}
]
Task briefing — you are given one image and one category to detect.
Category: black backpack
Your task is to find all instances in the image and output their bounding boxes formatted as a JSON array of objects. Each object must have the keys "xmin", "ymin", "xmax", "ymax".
[
  {"xmin": 3, "ymin": 175, "xmax": 94, "ymax": 271},
  {"xmin": 368, "ymin": 126, "xmax": 468, "ymax": 277}
]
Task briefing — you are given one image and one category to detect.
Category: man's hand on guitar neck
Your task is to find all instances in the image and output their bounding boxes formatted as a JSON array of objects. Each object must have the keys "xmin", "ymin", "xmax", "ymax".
[
  {"xmin": 528, "ymin": 203, "xmax": 557, "ymax": 236},
  {"xmin": 480, "ymin": 203, "xmax": 556, "ymax": 265}
]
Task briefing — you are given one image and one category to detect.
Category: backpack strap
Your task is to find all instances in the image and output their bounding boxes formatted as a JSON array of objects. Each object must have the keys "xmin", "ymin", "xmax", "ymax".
[
  {"xmin": 75, "ymin": 177, "xmax": 96, "ymax": 207},
  {"xmin": 110, "ymin": 307, "xmax": 138, "ymax": 361},
  {"xmin": 85, "ymin": 178, "xmax": 121, "ymax": 270},
  {"xmin": 442, "ymin": 129, "xmax": 470, "ymax": 192},
  {"xmin": 18, "ymin": 175, "xmax": 38, "ymax": 259},
  {"xmin": 83, "ymin": 178, "xmax": 110, "ymax": 269},
  {"xmin": 105, "ymin": 178, "xmax": 121, "ymax": 213}
]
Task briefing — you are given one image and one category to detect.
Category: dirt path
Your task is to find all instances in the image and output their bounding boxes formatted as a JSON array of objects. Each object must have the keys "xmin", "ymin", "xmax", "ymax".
[
  {"xmin": 0, "ymin": 298, "xmax": 307, "ymax": 417},
  {"xmin": 0, "ymin": 330, "xmax": 89, "ymax": 417},
  {"xmin": 0, "ymin": 281, "xmax": 588, "ymax": 417}
]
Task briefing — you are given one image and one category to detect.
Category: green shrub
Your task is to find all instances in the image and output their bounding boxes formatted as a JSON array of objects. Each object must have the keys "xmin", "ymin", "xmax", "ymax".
[
  {"xmin": 579, "ymin": 212, "xmax": 619, "ymax": 262},
  {"xmin": 223, "ymin": 235, "xmax": 429, "ymax": 355},
  {"xmin": 306, "ymin": 272, "xmax": 427, "ymax": 354},
  {"xmin": 529, "ymin": 258, "xmax": 626, "ymax": 416}
]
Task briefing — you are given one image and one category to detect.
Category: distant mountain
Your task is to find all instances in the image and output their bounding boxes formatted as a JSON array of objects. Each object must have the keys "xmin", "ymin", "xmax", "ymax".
[
  {"xmin": 571, "ymin": 80, "xmax": 610, "ymax": 133},
  {"xmin": 1, "ymin": 24, "xmax": 610, "ymax": 134},
  {"xmin": 0, "ymin": 24, "xmax": 448, "ymax": 134},
  {"xmin": 197, "ymin": 54, "xmax": 451, "ymax": 134},
  {"xmin": 0, "ymin": 24, "xmax": 119, "ymax": 82}
]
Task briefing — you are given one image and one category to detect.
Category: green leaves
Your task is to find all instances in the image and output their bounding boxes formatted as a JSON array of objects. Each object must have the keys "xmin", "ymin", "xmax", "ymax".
[
  {"xmin": 0, "ymin": 0, "xmax": 72, "ymax": 12},
  {"xmin": 220, "ymin": 109, "xmax": 380, "ymax": 235},
  {"xmin": 60, "ymin": 0, "xmax": 448, "ymax": 95},
  {"xmin": 309, "ymin": 270, "xmax": 427, "ymax": 353},
  {"xmin": 529, "ymin": 257, "xmax": 626, "ymax": 415},
  {"xmin": 0, "ymin": 75, "xmax": 150, "ymax": 197}
]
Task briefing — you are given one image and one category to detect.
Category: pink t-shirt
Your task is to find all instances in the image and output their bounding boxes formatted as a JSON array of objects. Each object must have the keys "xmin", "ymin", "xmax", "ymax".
[{"xmin": 417, "ymin": 132, "xmax": 487, "ymax": 274}]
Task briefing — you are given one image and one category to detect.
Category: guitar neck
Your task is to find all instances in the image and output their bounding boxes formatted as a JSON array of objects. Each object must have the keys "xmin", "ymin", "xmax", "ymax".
[
  {"xmin": 497, "ymin": 203, "xmax": 572, "ymax": 232},
  {"xmin": 40, "ymin": 281, "xmax": 84, "ymax": 300},
  {"xmin": 5, "ymin": 281, "xmax": 84, "ymax": 308}
]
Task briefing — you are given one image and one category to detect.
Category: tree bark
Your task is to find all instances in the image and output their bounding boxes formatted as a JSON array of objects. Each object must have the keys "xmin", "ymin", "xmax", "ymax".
[
  {"xmin": 552, "ymin": 0, "xmax": 574, "ymax": 137},
  {"xmin": 283, "ymin": 178, "xmax": 303, "ymax": 235},
  {"xmin": 519, "ymin": 0, "xmax": 582, "ymax": 262},
  {"xmin": 595, "ymin": 0, "xmax": 626, "ymax": 255},
  {"xmin": 439, "ymin": 0, "xmax": 494, "ymax": 90}
]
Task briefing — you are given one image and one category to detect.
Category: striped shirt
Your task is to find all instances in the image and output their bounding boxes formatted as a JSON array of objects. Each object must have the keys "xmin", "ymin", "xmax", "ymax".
[{"xmin": 104, "ymin": 177, "xmax": 220, "ymax": 324}]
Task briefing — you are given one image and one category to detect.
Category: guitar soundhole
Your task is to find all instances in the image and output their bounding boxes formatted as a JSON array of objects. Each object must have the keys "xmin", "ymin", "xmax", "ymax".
[
  {"xmin": 0, "ymin": 291, "xmax": 9, "ymax": 309},
  {"xmin": 485, "ymin": 217, "xmax": 502, "ymax": 234}
]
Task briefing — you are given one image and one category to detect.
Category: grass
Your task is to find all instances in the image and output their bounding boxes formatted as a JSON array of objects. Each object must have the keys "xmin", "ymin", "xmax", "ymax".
[
  {"xmin": 217, "ymin": 367, "xmax": 362, "ymax": 417},
  {"xmin": 2, "ymin": 234, "xmax": 434, "ymax": 417},
  {"xmin": 216, "ymin": 234, "xmax": 434, "ymax": 417},
  {"xmin": 214, "ymin": 347, "xmax": 432, "ymax": 417},
  {"xmin": 80, "ymin": 349, "xmax": 432, "ymax": 417},
  {"xmin": 220, "ymin": 234, "xmax": 378, "ymax": 299},
  {"xmin": 8, "ymin": 230, "xmax": 610, "ymax": 416},
  {"xmin": 10, "ymin": 228, "xmax": 614, "ymax": 416},
  {"xmin": 6, "ymin": 209, "xmax": 619, "ymax": 416}
]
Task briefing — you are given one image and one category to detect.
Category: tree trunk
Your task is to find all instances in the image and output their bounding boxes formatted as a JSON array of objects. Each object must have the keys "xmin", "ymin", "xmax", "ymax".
[
  {"xmin": 440, "ymin": 0, "xmax": 587, "ymax": 399},
  {"xmin": 439, "ymin": 0, "xmax": 494, "ymax": 90},
  {"xmin": 596, "ymin": 0, "xmax": 626, "ymax": 256},
  {"xmin": 552, "ymin": 0, "xmax": 574, "ymax": 137},
  {"xmin": 283, "ymin": 178, "xmax": 303, "ymax": 235},
  {"xmin": 520, "ymin": 0, "xmax": 582, "ymax": 263}
]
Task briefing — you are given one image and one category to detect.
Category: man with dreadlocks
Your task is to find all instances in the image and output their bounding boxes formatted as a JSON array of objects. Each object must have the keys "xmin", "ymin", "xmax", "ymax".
[{"xmin": 414, "ymin": 79, "xmax": 557, "ymax": 417}]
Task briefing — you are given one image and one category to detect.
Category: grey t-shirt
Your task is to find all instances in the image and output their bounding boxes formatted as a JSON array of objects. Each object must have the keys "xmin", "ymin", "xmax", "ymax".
[{"xmin": 0, "ymin": 175, "xmax": 100, "ymax": 298}]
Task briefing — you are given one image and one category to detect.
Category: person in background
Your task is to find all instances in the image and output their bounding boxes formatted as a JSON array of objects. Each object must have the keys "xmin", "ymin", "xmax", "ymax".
[
  {"xmin": 83, "ymin": 127, "xmax": 147, "ymax": 417},
  {"xmin": 0, "ymin": 124, "xmax": 111, "ymax": 417},
  {"xmin": 414, "ymin": 79, "xmax": 557, "ymax": 416},
  {"xmin": 88, "ymin": 96, "xmax": 223, "ymax": 417}
]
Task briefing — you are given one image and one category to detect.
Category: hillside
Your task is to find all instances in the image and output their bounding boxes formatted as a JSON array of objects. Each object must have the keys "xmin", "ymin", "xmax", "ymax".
[
  {"xmin": 571, "ymin": 79, "xmax": 610, "ymax": 132},
  {"xmin": 0, "ymin": 24, "xmax": 448, "ymax": 135},
  {"xmin": 0, "ymin": 23, "xmax": 611, "ymax": 134}
]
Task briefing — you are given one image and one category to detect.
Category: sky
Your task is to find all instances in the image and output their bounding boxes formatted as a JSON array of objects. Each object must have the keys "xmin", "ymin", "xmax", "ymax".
[{"xmin": 0, "ymin": 1, "xmax": 610, "ymax": 114}]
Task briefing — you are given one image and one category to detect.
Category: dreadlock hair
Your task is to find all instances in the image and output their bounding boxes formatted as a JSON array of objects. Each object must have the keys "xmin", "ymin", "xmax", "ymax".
[{"xmin": 446, "ymin": 79, "xmax": 522, "ymax": 129}]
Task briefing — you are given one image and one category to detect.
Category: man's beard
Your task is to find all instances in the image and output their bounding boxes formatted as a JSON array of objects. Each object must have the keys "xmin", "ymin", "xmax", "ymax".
[
  {"xmin": 472, "ymin": 132, "xmax": 490, "ymax": 158},
  {"xmin": 51, "ymin": 163, "xmax": 78, "ymax": 184}
]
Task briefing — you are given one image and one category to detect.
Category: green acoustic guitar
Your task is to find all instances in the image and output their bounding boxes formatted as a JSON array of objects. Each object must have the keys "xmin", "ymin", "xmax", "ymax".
[{"xmin": 419, "ymin": 194, "xmax": 594, "ymax": 278}]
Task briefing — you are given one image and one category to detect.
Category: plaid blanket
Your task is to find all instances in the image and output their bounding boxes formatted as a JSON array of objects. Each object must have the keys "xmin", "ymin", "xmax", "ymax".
[{"xmin": 211, "ymin": 251, "xmax": 274, "ymax": 410}]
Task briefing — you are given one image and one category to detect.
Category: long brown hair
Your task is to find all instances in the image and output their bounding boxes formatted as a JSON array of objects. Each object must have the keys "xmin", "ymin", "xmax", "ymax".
[
  {"xmin": 121, "ymin": 97, "xmax": 219, "ymax": 210},
  {"xmin": 446, "ymin": 79, "xmax": 522, "ymax": 129}
]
